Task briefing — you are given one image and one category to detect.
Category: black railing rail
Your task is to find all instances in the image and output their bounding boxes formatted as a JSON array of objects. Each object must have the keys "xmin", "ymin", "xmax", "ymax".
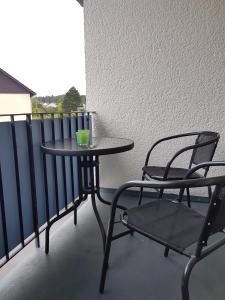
[
  {"xmin": 0, "ymin": 112, "xmax": 95, "ymax": 267},
  {"xmin": 0, "ymin": 111, "xmax": 96, "ymax": 117}
]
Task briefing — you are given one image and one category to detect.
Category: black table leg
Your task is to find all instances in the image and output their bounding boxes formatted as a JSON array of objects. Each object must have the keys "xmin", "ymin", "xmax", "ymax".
[
  {"xmin": 42, "ymin": 136, "xmax": 134, "ymax": 254},
  {"xmin": 76, "ymin": 157, "xmax": 84, "ymax": 225},
  {"xmin": 45, "ymin": 153, "xmax": 125, "ymax": 254},
  {"xmin": 89, "ymin": 156, "xmax": 106, "ymax": 250}
]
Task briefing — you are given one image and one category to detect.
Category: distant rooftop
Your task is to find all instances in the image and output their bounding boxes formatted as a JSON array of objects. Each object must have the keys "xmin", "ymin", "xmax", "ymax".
[
  {"xmin": 76, "ymin": 0, "xmax": 83, "ymax": 7},
  {"xmin": 0, "ymin": 68, "xmax": 36, "ymax": 97}
]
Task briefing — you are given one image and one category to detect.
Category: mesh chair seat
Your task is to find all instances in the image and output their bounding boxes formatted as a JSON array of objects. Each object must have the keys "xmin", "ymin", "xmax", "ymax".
[
  {"xmin": 143, "ymin": 166, "xmax": 203, "ymax": 181},
  {"xmin": 122, "ymin": 199, "xmax": 205, "ymax": 252}
]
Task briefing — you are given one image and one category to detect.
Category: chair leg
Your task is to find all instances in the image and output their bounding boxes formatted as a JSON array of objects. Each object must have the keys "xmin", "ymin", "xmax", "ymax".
[
  {"xmin": 99, "ymin": 238, "xmax": 112, "ymax": 293},
  {"xmin": 159, "ymin": 188, "xmax": 164, "ymax": 198},
  {"xmin": 138, "ymin": 186, "xmax": 144, "ymax": 206},
  {"xmin": 45, "ymin": 226, "xmax": 50, "ymax": 254},
  {"xmin": 74, "ymin": 207, "xmax": 77, "ymax": 225},
  {"xmin": 181, "ymin": 256, "xmax": 198, "ymax": 300},
  {"xmin": 208, "ymin": 186, "xmax": 212, "ymax": 202},
  {"xmin": 138, "ymin": 173, "xmax": 145, "ymax": 206},
  {"xmin": 164, "ymin": 246, "xmax": 170, "ymax": 257},
  {"xmin": 178, "ymin": 188, "xmax": 185, "ymax": 202},
  {"xmin": 186, "ymin": 188, "xmax": 191, "ymax": 208},
  {"xmin": 99, "ymin": 199, "xmax": 118, "ymax": 293}
]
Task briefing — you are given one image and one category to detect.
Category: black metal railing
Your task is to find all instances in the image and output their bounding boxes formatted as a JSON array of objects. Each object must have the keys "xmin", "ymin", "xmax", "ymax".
[{"xmin": 0, "ymin": 112, "xmax": 95, "ymax": 267}]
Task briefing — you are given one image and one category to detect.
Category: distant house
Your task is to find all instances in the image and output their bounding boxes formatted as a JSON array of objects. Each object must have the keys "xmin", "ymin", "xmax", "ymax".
[
  {"xmin": 0, "ymin": 68, "xmax": 35, "ymax": 119},
  {"xmin": 43, "ymin": 102, "xmax": 57, "ymax": 109}
]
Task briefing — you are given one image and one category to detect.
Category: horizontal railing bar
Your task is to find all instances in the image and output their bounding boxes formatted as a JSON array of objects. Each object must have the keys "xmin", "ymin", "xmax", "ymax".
[
  {"xmin": 0, "ymin": 200, "xmax": 76, "ymax": 268},
  {"xmin": 0, "ymin": 111, "xmax": 90, "ymax": 268},
  {"xmin": 0, "ymin": 227, "xmax": 45, "ymax": 268},
  {"xmin": 0, "ymin": 111, "xmax": 96, "ymax": 117}
]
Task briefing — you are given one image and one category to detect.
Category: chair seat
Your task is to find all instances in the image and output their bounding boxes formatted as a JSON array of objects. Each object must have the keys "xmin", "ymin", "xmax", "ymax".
[
  {"xmin": 142, "ymin": 166, "xmax": 203, "ymax": 180},
  {"xmin": 122, "ymin": 199, "xmax": 205, "ymax": 252}
]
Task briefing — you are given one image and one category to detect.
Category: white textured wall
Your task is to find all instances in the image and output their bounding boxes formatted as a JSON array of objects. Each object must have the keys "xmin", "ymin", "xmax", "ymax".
[
  {"xmin": 84, "ymin": 0, "xmax": 225, "ymax": 192},
  {"xmin": 0, "ymin": 94, "xmax": 32, "ymax": 121}
]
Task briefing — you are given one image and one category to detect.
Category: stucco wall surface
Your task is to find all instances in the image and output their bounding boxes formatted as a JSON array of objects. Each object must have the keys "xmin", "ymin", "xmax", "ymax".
[
  {"xmin": 84, "ymin": 0, "xmax": 225, "ymax": 194},
  {"xmin": 0, "ymin": 94, "xmax": 32, "ymax": 121}
]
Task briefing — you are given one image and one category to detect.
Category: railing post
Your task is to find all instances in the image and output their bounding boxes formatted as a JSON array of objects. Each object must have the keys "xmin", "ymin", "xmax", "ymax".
[
  {"xmin": 60, "ymin": 113, "xmax": 68, "ymax": 209},
  {"xmin": 40, "ymin": 114, "xmax": 50, "ymax": 224},
  {"xmin": 0, "ymin": 163, "xmax": 9, "ymax": 260},
  {"xmin": 10, "ymin": 115, "xmax": 25, "ymax": 246},
  {"xmin": 51, "ymin": 113, "xmax": 60, "ymax": 216},
  {"xmin": 26, "ymin": 114, "xmax": 40, "ymax": 247},
  {"xmin": 69, "ymin": 113, "xmax": 75, "ymax": 200}
]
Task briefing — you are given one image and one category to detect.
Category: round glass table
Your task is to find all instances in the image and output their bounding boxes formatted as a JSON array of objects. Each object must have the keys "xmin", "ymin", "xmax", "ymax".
[{"xmin": 41, "ymin": 137, "xmax": 134, "ymax": 252}]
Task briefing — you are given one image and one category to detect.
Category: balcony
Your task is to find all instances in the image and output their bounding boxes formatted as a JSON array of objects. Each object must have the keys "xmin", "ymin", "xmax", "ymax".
[
  {"xmin": 0, "ymin": 1, "xmax": 225, "ymax": 298},
  {"xmin": 0, "ymin": 113, "xmax": 224, "ymax": 300}
]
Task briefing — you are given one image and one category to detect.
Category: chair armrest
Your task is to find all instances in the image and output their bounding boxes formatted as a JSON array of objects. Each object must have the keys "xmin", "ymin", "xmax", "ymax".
[
  {"xmin": 144, "ymin": 132, "xmax": 199, "ymax": 166},
  {"xmin": 111, "ymin": 176, "xmax": 225, "ymax": 211},
  {"xmin": 185, "ymin": 161, "xmax": 225, "ymax": 179}
]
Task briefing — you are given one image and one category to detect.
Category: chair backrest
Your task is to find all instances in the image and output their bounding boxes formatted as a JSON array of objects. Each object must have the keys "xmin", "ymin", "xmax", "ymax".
[
  {"xmin": 191, "ymin": 131, "xmax": 219, "ymax": 168},
  {"xmin": 209, "ymin": 185, "xmax": 225, "ymax": 234},
  {"xmin": 184, "ymin": 162, "xmax": 225, "ymax": 256},
  {"xmin": 197, "ymin": 183, "xmax": 225, "ymax": 256}
]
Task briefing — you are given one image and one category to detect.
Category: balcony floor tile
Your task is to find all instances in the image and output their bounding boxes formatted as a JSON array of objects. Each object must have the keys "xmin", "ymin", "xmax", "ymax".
[{"xmin": 0, "ymin": 192, "xmax": 225, "ymax": 300}]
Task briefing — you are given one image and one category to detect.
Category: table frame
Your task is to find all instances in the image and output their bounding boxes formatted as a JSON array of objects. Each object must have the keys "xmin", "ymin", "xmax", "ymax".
[{"xmin": 43, "ymin": 140, "xmax": 133, "ymax": 253}]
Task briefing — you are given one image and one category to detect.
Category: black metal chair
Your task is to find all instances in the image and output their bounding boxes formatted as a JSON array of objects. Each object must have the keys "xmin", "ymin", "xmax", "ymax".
[
  {"xmin": 99, "ymin": 162, "xmax": 225, "ymax": 300},
  {"xmin": 139, "ymin": 131, "xmax": 220, "ymax": 207}
]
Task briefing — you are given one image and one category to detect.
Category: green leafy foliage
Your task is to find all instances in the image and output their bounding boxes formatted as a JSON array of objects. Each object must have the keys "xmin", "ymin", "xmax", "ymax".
[
  {"xmin": 32, "ymin": 87, "xmax": 85, "ymax": 118},
  {"xmin": 32, "ymin": 98, "xmax": 45, "ymax": 118},
  {"xmin": 62, "ymin": 87, "xmax": 82, "ymax": 113}
]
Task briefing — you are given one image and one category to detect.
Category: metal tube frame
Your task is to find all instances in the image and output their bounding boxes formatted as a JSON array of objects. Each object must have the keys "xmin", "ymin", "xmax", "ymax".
[
  {"xmin": 99, "ymin": 172, "xmax": 225, "ymax": 298},
  {"xmin": 44, "ymin": 152, "xmax": 123, "ymax": 253},
  {"xmin": 139, "ymin": 131, "xmax": 220, "ymax": 206},
  {"xmin": 43, "ymin": 112, "xmax": 118, "ymax": 253}
]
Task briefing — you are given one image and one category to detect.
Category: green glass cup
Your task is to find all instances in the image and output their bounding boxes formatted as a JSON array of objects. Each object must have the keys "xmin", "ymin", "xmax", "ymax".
[{"xmin": 76, "ymin": 129, "xmax": 90, "ymax": 147}]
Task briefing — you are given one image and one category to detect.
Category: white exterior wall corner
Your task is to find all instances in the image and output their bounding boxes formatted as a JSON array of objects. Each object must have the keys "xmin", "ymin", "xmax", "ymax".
[
  {"xmin": 84, "ymin": 0, "xmax": 225, "ymax": 194},
  {"xmin": 0, "ymin": 94, "xmax": 32, "ymax": 121}
]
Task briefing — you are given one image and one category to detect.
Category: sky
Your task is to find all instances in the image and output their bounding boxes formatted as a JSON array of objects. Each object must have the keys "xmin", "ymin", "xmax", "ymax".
[{"xmin": 0, "ymin": 0, "xmax": 86, "ymax": 96}]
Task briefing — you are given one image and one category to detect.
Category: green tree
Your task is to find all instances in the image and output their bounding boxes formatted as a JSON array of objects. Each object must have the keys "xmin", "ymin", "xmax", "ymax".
[
  {"xmin": 32, "ymin": 98, "xmax": 48, "ymax": 119},
  {"xmin": 32, "ymin": 98, "xmax": 44, "ymax": 112},
  {"xmin": 62, "ymin": 87, "xmax": 82, "ymax": 113},
  {"xmin": 54, "ymin": 99, "xmax": 63, "ymax": 118}
]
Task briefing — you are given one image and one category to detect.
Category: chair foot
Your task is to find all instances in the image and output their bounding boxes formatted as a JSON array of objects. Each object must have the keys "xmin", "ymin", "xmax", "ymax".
[
  {"xmin": 35, "ymin": 236, "xmax": 40, "ymax": 248},
  {"xmin": 99, "ymin": 244, "xmax": 111, "ymax": 293},
  {"xmin": 164, "ymin": 247, "xmax": 170, "ymax": 257},
  {"xmin": 99, "ymin": 201, "xmax": 117, "ymax": 293}
]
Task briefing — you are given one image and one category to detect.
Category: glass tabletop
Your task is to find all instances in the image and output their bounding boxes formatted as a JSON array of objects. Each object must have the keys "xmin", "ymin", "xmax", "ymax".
[{"xmin": 41, "ymin": 137, "xmax": 134, "ymax": 156}]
